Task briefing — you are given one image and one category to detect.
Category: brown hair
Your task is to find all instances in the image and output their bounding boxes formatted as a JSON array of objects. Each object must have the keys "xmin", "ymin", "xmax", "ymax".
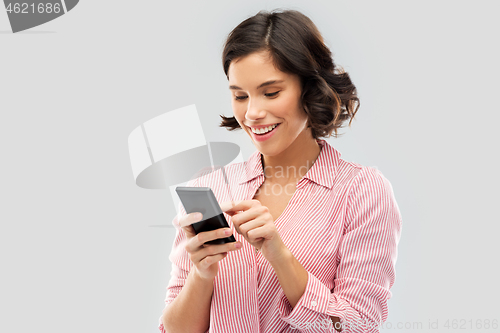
[{"xmin": 219, "ymin": 9, "xmax": 360, "ymax": 139}]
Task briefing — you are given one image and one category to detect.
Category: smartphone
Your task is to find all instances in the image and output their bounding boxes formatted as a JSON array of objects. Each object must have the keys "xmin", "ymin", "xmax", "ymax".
[{"xmin": 175, "ymin": 186, "xmax": 236, "ymax": 245}]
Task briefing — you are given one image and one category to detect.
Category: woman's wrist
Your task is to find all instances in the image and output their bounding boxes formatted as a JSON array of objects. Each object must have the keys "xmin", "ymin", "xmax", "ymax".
[
  {"xmin": 191, "ymin": 266, "xmax": 216, "ymax": 285},
  {"xmin": 267, "ymin": 243, "xmax": 293, "ymax": 269}
]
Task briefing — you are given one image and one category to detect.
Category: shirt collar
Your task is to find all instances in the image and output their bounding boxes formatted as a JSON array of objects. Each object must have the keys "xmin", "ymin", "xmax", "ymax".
[{"xmin": 238, "ymin": 139, "xmax": 341, "ymax": 189}]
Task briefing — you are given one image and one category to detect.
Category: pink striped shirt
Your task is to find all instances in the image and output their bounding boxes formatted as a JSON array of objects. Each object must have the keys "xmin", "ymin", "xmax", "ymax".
[{"xmin": 159, "ymin": 139, "xmax": 402, "ymax": 333}]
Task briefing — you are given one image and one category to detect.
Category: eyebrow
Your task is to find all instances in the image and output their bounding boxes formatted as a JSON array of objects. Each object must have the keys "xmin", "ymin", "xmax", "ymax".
[{"xmin": 229, "ymin": 80, "xmax": 284, "ymax": 90}]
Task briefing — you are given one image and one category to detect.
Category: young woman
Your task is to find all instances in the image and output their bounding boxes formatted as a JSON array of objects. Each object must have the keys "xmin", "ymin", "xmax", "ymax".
[{"xmin": 160, "ymin": 9, "xmax": 402, "ymax": 333}]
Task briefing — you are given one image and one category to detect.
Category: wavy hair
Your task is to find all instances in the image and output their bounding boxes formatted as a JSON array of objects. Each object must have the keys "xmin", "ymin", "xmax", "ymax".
[{"xmin": 220, "ymin": 9, "xmax": 360, "ymax": 139}]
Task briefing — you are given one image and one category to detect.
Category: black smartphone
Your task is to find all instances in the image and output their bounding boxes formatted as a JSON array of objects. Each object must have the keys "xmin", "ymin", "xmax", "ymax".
[{"xmin": 175, "ymin": 186, "xmax": 236, "ymax": 245}]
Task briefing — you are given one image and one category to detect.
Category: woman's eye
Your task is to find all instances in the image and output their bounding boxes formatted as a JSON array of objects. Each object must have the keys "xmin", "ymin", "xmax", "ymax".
[
  {"xmin": 234, "ymin": 91, "xmax": 280, "ymax": 101},
  {"xmin": 265, "ymin": 91, "xmax": 280, "ymax": 97}
]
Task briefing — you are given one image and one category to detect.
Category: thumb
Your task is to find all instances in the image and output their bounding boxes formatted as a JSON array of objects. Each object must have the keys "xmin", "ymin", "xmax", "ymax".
[{"xmin": 181, "ymin": 224, "xmax": 196, "ymax": 238}]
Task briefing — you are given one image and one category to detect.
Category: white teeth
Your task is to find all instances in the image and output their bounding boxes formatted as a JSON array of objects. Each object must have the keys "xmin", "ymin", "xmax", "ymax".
[{"xmin": 251, "ymin": 124, "xmax": 278, "ymax": 134}]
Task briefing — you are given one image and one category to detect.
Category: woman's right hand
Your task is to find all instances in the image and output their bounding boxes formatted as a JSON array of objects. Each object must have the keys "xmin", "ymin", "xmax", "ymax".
[{"xmin": 179, "ymin": 212, "xmax": 242, "ymax": 281}]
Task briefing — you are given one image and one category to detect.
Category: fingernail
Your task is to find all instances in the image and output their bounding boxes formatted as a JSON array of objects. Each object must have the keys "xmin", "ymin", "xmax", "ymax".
[
  {"xmin": 235, "ymin": 243, "xmax": 241, "ymax": 248},
  {"xmin": 224, "ymin": 229, "xmax": 232, "ymax": 235},
  {"xmin": 195, "ymin": 213, "xmax": 202, "ymax": 220}
]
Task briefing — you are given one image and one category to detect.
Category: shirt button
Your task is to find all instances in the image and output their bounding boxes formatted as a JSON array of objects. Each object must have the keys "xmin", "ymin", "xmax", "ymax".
[{"xmin": 311, "ymin": 300, "xmax": 317, "ymax": 307}]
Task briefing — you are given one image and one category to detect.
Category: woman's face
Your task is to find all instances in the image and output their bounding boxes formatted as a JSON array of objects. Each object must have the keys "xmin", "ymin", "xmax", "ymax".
[{"xmin": 227, "ymin": 50, "xmax": 310, "ymax": 157}]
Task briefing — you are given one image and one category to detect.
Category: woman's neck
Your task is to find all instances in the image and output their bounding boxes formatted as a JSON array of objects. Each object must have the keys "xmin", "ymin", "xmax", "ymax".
[{"xmin": 261, "ymin": 133, "xmax": 321, "ymax": 185}]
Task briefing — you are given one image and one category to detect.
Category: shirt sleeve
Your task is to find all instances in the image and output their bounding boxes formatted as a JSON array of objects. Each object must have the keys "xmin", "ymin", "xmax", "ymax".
[
  {"xmin": 158, "ymin": 177, "xmax": 201, "ymax": 333},
  {"xmin": 277, "ymin": 166, "xmax": 403, "ymax": 333}
]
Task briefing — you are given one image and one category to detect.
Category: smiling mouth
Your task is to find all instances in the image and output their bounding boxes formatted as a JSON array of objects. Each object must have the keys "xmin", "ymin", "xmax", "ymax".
[{"xmin": 250, "ymin": 123, "xmax": 280, "ymax": 135}]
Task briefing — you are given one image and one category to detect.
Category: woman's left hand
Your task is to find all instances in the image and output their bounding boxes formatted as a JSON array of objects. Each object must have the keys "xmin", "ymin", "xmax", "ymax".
[{"xmin": 221, "ymin": 199, "xmax": 288, "ymax": 265}]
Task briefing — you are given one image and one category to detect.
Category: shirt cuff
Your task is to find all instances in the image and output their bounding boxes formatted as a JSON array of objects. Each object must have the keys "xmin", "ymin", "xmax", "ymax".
[{"xmin": 277, "ymin": 270, "xmax": 335, "ymax": 331}]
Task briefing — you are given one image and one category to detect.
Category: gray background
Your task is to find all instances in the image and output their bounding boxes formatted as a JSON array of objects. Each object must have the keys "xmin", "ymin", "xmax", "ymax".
[{"xmin": 1, "ymin": 0, "xmax": 499, "ymax": 332}]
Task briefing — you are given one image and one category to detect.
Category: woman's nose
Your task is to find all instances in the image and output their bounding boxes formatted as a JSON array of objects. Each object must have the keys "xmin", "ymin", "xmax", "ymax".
[{"xmin": 245, "ymin": 98, "xmax": 266, "ymax": 121}]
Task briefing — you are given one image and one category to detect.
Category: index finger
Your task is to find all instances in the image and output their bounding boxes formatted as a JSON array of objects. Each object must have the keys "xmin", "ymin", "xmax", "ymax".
[
  {"xmin": 220, "ymin": 200, "xmax": 242, "ymax": 213},
  {"xmin": 220, "ymin": 200, "xmax": 258, "ymax": 214}
]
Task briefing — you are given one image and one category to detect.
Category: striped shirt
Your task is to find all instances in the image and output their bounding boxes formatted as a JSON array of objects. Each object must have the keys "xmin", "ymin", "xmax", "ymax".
[{"xmin": 159, "ymin": 139, "xmax": 402, "ymax": 333}]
